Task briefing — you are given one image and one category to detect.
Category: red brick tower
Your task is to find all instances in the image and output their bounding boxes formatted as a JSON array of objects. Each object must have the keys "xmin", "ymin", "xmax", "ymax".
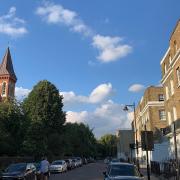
[{"xmin": 0, "ymin": 47, "xmax": 17, "ymax": 101}]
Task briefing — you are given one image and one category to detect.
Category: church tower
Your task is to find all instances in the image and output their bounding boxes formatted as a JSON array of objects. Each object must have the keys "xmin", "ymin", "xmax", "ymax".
[{"xmin": 0, "ymin": 47, "xmax": 17, "ymax": 101}]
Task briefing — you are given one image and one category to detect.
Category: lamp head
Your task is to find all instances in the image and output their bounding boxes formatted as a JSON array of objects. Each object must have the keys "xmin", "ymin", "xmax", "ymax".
[{"xmin": 123, "ymin": 106, "xmax": 129, "ymax": 111}]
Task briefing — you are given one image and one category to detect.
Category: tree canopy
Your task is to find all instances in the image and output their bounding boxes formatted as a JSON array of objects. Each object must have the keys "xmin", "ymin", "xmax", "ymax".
[
  {"xmin": 0, "ymin": 80, "xmax": 112, "ymax": 159},
  {"xmin": 22, "ymin": 80, "xmax": 66, "ymax": 158}
]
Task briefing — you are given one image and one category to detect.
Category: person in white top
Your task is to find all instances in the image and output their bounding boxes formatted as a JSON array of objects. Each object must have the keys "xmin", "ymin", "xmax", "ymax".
[{"xmin": 40, "ymin": 157, "xmax": 50, "ymax": 180}]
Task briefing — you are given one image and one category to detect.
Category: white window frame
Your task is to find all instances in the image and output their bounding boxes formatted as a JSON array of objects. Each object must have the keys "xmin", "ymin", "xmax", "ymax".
[
  {"xmin": 159, "ymin": 110, "xmax": 166, "ymax": 121},
  {"xmin": 166, "ymin": 86, "xmax": 169, "ymax": 100},
  {"xmin": 177, "ymin": 67, "xmax": 180, "ymax": 87},
  {"xmin": 164, "ymin": 63, "xmax": 167, "ymax": 74},
  {"xmin": 158, "ymin": 94, "xmax": 164, "ymax": 101},
  {"xmin": 170, "ymin": 80, "xmax": 174, "ymax": 95},
  {"xmin": 169, "ymin": 54, "xmax": 172, "ymax": 64},
  {"xmin": 173, "ymin": 107, "xmax": 177, "ymax": 121},
  {"xmin": 168, "ymin": 111, "xmax": 172, "ymax": 125}
]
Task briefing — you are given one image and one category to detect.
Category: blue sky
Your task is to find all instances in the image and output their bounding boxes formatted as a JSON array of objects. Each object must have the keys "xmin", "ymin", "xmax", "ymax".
[{"xmin": 0, "ymin": 0, "xmax": 179, "ymax": 137}]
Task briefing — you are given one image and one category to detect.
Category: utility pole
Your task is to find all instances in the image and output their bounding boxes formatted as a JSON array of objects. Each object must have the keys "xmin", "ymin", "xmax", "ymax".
[
  {"xmin": 145, "ymin": 125, "xmax": 151, "ymax": 180},
  {"xmin": 123, "ymin": 102, "xmax": 139, "ymax": 171},
  {"xmin": 173, "ymin": 121, "xmax": 179, "ymax": 180}
]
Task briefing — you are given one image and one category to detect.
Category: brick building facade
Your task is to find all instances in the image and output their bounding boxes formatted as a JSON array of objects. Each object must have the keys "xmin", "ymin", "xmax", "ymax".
[
  {"xmin": 134, "ymin": 86, "xmax": 168, "ymax": 159},
  {"xmin": 160, "ymin": 20, "xmax": 180, "ymax": 156}
]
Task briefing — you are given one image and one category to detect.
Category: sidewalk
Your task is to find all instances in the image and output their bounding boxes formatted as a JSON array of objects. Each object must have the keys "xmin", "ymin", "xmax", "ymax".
[{"xmin": 141, "ymin": 168, "xmax": 175, "ymax": 180}]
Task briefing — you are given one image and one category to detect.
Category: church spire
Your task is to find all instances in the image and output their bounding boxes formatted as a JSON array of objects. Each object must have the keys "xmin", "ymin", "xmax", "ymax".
[
  {"xmin": 0, "ymin": 47, "xmax": 17, "ymax": 100},
  {"xmin": 0, "ymin": 47, "xmax": 17, "ymax": 82}
]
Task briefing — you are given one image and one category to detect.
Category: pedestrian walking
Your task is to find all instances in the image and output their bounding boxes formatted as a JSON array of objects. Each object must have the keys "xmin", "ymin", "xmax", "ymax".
[{"xmin": 40, "ymin": 156, "xmax": 50, "ymax": 180}]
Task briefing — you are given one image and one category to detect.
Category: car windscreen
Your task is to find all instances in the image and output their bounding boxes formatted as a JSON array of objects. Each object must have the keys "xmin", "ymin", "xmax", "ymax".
[
  {"xmin": 108, "ymin": 164, "xmax": 139, "ymax": 177},
  {"xmin": 6, "ymin": 163, "xmax": 27, "ymax": 173},
  {"xmin": 52, "ymin": 161, "xmax": 63, "ymax": 165}
]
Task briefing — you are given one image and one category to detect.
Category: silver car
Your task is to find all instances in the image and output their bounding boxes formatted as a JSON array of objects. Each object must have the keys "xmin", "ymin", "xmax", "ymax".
[
  {"xmin": 50, "ymin": 160, "xmax": 67, "ymax": 173},
  {"xmin": 103, "ymin": 162, "xmax": 144, "ymax": 180}
]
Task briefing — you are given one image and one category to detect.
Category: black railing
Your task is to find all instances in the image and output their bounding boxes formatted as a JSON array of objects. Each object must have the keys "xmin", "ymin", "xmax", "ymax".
[{"xmin": 151, "ymin": 160, "xmax": 179, "ymax": 178}]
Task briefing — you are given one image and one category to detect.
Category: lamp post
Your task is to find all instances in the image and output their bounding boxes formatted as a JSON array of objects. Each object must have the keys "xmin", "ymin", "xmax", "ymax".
[
  {"xmin": 172, "ymin": 121, "xmax": 179, "ymax": 180},
  {"xmin": 123, "ymin": 102, "xmax": 139, "ymax": 170},
  {"xmin": 144, "ymin": 124, "xmax": 151, "ymax": 180}
]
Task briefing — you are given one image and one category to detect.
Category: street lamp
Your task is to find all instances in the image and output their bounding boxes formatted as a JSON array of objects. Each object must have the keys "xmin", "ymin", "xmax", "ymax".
[
  {"xmin": 172, "ymin": 121, "xmax": 179, "ymax": 180},
  {"xmin": 123, "ymin": 102, "xmax": 139, "ymax": 170}
]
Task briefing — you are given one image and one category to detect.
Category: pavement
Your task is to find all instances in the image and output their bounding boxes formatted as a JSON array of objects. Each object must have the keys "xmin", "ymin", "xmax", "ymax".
[{"xmin": 141, "ymin": 168, "xmax": 176, "ymax": 180}]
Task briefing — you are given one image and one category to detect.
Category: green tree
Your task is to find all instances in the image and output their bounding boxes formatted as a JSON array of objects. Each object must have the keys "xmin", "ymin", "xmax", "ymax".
[
  {"xmin": 63, "ymin": 123, "xmax": 97, "ymax": 157},
  {"xmin": 98, "ymin": 134, "xmax": 117, "ymax": 157},
  {"xmin": 0, "ymin": 100, "xmax": 26, "ymax": 156},
  {"xmin": 22, "ymin": 80, "xmax": 66, "ymax": 158}
]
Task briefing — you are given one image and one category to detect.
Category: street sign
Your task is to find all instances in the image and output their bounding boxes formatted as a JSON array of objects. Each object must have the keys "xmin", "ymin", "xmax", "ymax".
[{"xmin": 141, "ymin": 131, "xmax": 154, "ymax": 151}]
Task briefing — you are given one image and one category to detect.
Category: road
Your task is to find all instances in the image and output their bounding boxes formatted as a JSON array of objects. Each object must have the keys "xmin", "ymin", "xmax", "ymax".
[{"xmin": 49, "ymin": 162, "xmax": 106, "ymax": 180}]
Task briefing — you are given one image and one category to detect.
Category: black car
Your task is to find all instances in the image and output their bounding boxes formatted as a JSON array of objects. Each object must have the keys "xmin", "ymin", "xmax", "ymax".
[
  {"xmin": 0, "ymin": 163, "xmax": 37, "ymax": 180},
  {"xmin": 103, "ymin": 162, "xmax": 144, "ymax": 180}
]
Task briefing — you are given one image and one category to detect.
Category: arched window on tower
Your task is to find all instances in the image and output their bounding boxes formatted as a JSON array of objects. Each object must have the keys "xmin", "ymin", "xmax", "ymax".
[{"xmin": 2, "ymin": 82, "xmax": 6, "ymax": 96}]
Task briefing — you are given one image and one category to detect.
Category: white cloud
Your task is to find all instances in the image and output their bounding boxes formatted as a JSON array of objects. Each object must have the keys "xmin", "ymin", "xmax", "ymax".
[
  {"xmin": 92, "ymin": 34, "xmax": 132, "ymax": 62},
  {"xmin": 0, "ymin": 7, "xmax": 27, "ymax": 37},
  {"xmin": 36, "ymin": 2, "xmax": 132, "ymax": 63},
  {"xmin": 15, "ymin": 87, "xmax": 31, "ymax": 100},
  {"xmin": 128, "ymin": 84, "xmax": 145, "ymax": 93},
  {"xmin": 89, "ymin": 83, "xmax": 114, "ymax": 103},
  {"xmin": 61, "ymin": 83, "xmax": 115, "ymax": 108},
  {"xmin": 36, "ymin": 2, "xmax": 93, "ymax": 37},
  {"xmin": 66, "ymin": 101, "xmax": 132, "ymax": 138}
]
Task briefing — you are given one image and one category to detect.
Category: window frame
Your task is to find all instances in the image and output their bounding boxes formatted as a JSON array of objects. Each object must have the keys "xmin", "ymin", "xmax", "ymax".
[
  {"xmin": 177, "ymin": 67, "xmax": 180, "ymax": 87},
  {"xmin": 159, "ymin": 110, "xmax": 166, "ymax": 121},
  {"xmin": 158, "ymin": 94, "xmax": 164, "ymax": 101}
]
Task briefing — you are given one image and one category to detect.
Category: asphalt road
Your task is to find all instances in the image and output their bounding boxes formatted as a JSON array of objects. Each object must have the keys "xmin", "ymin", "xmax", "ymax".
[{"xmin": 49, "ymin": 162, "xmax": 106, "ymax": 180}]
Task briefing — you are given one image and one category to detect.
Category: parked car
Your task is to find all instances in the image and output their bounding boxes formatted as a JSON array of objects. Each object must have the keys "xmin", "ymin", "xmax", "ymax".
[
  {"xmin": 50, "ymin": 160, "xmax": 67, "ymax": 173},
  {"xmin": 110, "ymin": 159, "xmax": 120, "ymax": 163},
  {"xmin": 65, "ymin": 159, "xmax": 73, "ymax": 170},
  {"xmin": 71, "ymin": 159, "xmax": 76, "ymax": 169},
  {"xmin": 87, "ymin": 157, "xmax": 95, "ymax": 163},
  {"xmin": 0, "ymin": 163, "xmax": 37, "ymax": 180},
  {"xmin": 103, "ymin": 162, "xmax": 144, "ymax": 180},
  {"xmin": 76, "ymin": 157, "xmax": 83, "ymax": 167},
  {"xmin": 72, "ymin": 159, "xmax": 78, "ymax": 168}
]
